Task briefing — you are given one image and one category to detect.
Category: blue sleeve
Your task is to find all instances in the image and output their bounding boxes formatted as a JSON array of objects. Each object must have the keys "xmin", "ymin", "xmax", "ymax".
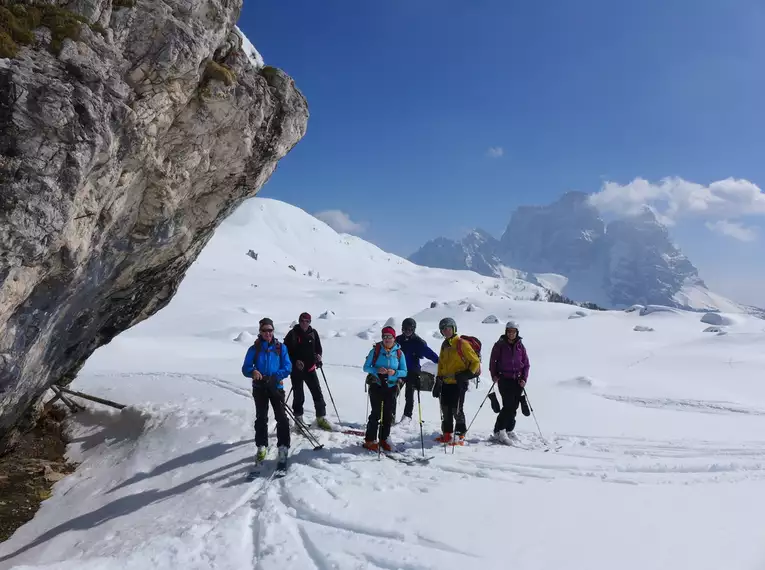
[
  {"xmin": 363, "ymin": 348, "xmax": 377, "ymax": 376},
  {"xmin": 394, "ymin": 352, "xmax": 408, "ymax": 379},
  {"xmin": 277, "ymin": 346, "xmax": 292, "ymax": 380},
  {"xmin": 421, "ymin": 341, "xmax": 439, "ymax": 364},
  {"xmin": 241, "ymin": 346, "xmax": 256, "ymax": 378}
]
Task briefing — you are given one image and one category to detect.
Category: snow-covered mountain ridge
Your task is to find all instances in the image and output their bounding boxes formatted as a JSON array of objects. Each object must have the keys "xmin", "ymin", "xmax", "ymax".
[{"xmin": 410, "ymin": 192, "xmax": 760, "ymax": 314}]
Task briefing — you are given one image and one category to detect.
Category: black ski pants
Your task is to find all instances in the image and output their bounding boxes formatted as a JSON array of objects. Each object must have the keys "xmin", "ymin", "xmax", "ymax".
[
  {"xmin": 440, "ymin": 381, "xmax": 468, "ymax": 435},
  {"xmin": 494, "ymin": 377, "xmax": 523, "ymax": 433},
  {"xmin": 365, "ymin": 382, "xmax": 397, "ymax": 442},
  {"xmin": 253, "ymin": 383, "xmax": 290, "ymax": 448},
  {"xmin": 391, "ymin": 372, "xmax": 419, "ymax": 419},
  {"xmin": 291, "ymin": 368, "xmax": 326, "ymax": 418}
]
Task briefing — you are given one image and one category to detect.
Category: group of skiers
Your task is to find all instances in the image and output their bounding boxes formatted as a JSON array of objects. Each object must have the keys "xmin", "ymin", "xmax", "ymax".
[{"xmin": 240, "ymin": 312, "xmax": 531, "ymax": 462}]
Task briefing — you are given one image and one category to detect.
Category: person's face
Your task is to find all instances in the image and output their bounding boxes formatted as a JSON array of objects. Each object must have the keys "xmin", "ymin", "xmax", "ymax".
[
  {"xmin": 382, "ymin": 333, "xmax": 395, "ymax": 348},
  {"xmin": 403, "ymin": 326, "xmax": 414, "ymax": 337},
  {"xmin": 441, "ymin": 325, "xmax": 454, "ymax": 338},
  {"xmin": 507, "ymin": 328, "xmax": 518, "ymax": 340},
  {"xmin": 299, "ymin": 317, "xmax": 311, "ymax": 331},
  {"xmin": 260, "ymin": 325, "xmax": 274, "ymax": 340}
]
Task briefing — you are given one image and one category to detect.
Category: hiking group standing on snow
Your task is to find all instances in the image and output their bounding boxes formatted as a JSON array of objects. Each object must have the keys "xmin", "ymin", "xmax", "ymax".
[{"xmin": 241, "ymin": 312, "xmax": 532, "ymax": 472}]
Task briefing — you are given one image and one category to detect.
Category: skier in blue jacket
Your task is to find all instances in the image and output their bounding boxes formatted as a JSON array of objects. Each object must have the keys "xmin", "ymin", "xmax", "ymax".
[
  {"xmin": 394, "ymin": 317, "xmax": 439, "ymax": 423},
  {"xmin": 361, "ymin": 326, "xmax": 408, "ymax": 451},
  {"xmin": 241, "ymin": 317, "xmax": 292, "ymax": 464}
]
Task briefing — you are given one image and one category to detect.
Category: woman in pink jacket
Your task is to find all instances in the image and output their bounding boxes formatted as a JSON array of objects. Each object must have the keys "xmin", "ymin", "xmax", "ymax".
[{"xmin": 489, "ymin": 321, "xmax": 530, "ymax": 444}]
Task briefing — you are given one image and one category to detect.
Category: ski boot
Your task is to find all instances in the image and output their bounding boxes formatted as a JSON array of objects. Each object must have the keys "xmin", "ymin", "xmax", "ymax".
[
  {"xmin": 256, "ymin": 446, "xmax": 267, "ymax": 462},
  {"xmin": 292, "ymin": 416, "xmax": 305, "ymax": 433},
  {"xmin": 379, "ymin": 440, "xmax": 393, "ymax": 452},
  {"xmin": 435, "ymin": 432, "xmax": 453, "ymax": 444},
  {"xmin": 363, "ymin": 440, "xmax": 379, "ymax": 452},
  {"xmin": 316, "ymin": 416, "xmax": 332, "ymax": 431}
]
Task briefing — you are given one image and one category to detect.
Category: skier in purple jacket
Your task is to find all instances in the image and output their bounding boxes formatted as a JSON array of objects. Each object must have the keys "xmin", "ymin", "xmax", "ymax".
[{"xmin": 489, "ymin": 321, "xmax": 530, "ymax": 444}]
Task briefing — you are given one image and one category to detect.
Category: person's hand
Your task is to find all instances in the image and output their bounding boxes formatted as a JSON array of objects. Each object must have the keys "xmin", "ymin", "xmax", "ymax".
[
  {"xmin": 491, "ymin": 375, "xmax": 499, "ymax": 383},
  {"xmin": 377, "ymin": 367, "xmax": 388, "ymax": 375},
  {"xmin": 252, "ymin": 370, "xmax": 263, "ymax": 381},
  {"xmin": 315, "ymin": 354, "xmax": 322, "ymax": 362},
  {"xmin": 296, "ymin": 360, "xmax": 304, "ymax": 371},
  {"xmin": 519, "ymin": 377, "xmax": 527, "ymax": 388},
  {"xmin": 387, "ymin": 368, "xmax": 396, "ymax": 376}
]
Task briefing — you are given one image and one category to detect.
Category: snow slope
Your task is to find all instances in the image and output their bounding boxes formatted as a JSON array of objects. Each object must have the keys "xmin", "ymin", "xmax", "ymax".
[{"xmin": 3, "ymin": 198, "xmax": 765, "ymax": 570}]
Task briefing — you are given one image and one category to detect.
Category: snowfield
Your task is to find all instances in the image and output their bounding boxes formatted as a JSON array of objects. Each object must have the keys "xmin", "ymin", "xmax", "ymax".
[{"xmin": 3, "ymin": 198, "xmax": 765, "ymax": 570}]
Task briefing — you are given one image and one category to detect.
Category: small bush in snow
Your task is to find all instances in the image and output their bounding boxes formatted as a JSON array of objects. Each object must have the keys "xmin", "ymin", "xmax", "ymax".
[{"xmin": 482, "ymin": 315, "xmax": 499, "ymax": 324}]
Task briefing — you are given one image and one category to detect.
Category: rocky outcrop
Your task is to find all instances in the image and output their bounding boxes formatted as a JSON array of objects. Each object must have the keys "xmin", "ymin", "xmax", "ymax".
[
  {"xmin": 408, "ymin": 229, "xmax": 501, "ymax": 276},
  {"xmin": 0, "ymin": 0, "xmax": 308, "ymax": 451}
]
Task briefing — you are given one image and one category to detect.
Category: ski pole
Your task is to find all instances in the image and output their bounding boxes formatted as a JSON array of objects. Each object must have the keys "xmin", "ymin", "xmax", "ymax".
[
  {"xmin": 523, "ymin": 388, "xmax": 546, "ymax": 443},
  {"xmin": 416, "ymin": 386, "xmax": 425, "ymax": 457},
  {"xmin": 282, "ymin": 399, "xmax": 323, "ymax": 450},
  {"xmin": 378, "ymin": 396, "xmax": 384, "ymax": 459},
  {"xmin": 464, "ymin": 383, "xmax": 497, "ymax": 436},
  {"xmin": 319, "ymin": 367, "xmax": 341, "ymax": 425}
]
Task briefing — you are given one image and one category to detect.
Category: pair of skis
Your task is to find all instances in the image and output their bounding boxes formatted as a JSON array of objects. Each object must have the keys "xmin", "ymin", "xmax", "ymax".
[{"xmin": 246, "ymin": 452, "xmax": 288, "ymax": 481}]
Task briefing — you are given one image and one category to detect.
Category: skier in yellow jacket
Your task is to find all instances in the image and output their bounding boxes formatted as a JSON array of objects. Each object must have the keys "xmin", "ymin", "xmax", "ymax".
[{"xmin": 433, "ymin": 317, "xmax": 480, "ymax": 445}]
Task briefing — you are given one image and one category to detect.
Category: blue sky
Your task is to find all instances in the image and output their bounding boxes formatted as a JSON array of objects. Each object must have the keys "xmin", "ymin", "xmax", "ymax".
[{"xmin": 239, "ymin": 0, "xmax": 765, "ymax": 306}]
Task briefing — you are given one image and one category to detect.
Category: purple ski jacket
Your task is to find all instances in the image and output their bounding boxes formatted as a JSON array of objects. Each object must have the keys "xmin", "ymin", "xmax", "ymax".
[{"xmin": 489, "ymin": 336, "xmax": 530, "ymax": 381}]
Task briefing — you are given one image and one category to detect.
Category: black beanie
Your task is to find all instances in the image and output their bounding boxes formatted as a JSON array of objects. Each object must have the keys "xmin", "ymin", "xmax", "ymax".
[{"xmin": 259, "ymin": 317, "xmax": 274, "ymax": 329}]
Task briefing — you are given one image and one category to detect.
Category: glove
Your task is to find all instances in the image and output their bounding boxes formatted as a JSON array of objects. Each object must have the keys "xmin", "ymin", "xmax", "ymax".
[
  {"xmin": 488, "ymin": 391, "xmax": 501, "ymax": 413},
  {"xmin": 518, "ymin": 377, "xmax": 527, "ymax": 388},
  {"xmin": 520, "ymin": 394, "xmax": 531, "ymax": 417},
  {"xmin": 454, "ymin": 370, "xmax": 473, "ymax": 384},
  {"xmin": 296, "ymin": 360, "xmax": 304, "ymax": 371},
  {"xmin": 432, "ymin": 376, "xmax": 443, "ymax": 398}
]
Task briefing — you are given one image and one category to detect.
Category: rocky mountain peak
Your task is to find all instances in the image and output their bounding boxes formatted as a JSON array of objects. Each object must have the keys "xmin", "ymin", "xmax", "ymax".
[{"xmin": 0, "ymin": 0, "xmax": 308, "ymax": 452}]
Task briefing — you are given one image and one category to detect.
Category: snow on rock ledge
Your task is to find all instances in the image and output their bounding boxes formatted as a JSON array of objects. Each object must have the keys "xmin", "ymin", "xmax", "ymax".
[
  {"xmin": 234, "ymin": 26, "xmax": 265, "ymax": 69},
  {"xmin": 0, "ymin": 0, "xmax": 308, "ymax": 452}
]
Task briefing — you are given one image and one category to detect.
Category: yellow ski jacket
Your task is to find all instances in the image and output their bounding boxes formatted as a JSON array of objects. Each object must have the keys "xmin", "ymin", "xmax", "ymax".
[{"xmin": 437, "ymin": 335, "xmax": 480, "ymax": 384}]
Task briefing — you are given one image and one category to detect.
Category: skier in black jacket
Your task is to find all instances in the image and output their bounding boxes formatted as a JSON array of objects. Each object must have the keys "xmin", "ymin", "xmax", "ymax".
[
  {"xmin": 283, "ymin": 312, "xmax": 332, "ymax": 431},
  {"xmin": 393, "ymin": 317, "xmax": 439, "ymax": 423}
]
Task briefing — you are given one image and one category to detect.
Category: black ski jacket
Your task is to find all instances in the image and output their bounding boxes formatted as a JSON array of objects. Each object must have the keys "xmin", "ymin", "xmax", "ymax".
[{"xmin": 283, "ymin": 325, "xmax": 323, "ymax": 370}]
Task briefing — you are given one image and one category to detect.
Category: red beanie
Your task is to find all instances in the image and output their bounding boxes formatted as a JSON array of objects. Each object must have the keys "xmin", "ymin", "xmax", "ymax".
[
  {"xmin": 299, "ymin": 312, "xmax": 311, "ymax": 322},
  {"xmin": 381, "ymin": 326, "xmax": 396, "ymax": 337}
]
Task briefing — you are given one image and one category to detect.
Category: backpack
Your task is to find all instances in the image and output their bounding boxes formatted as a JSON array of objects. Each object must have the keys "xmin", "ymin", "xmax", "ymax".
[{"xmin": 455, "ymin": 335, "xmax": 482, "ymax": 378}]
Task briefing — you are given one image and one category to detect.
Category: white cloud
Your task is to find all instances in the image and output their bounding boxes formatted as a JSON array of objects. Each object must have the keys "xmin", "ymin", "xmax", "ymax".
[
  {"xmin": 487, "ymin": 146, "xmax": 504, "ymax": 158},
  {"xmin": 705, "ymin": 220, "xmax": 758, "ymax": 242},
  {"xmin": 588, "ymin": 177, "xmax": 765, "ymax": 239},
  {"xmin": 314, "ymin": 210, "xmax": 366, "ymax": 234}
]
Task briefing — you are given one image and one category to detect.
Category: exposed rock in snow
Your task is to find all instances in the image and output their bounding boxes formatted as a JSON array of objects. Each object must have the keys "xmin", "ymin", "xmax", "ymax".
[
  {"xmin": 634, "ymin": 325, "xmax": 655, "ymax": 332},
  {"xmin": 465, "ymin": 303, "xmax": 479, "ymax": 312},
  {"xmin": 639, "ymin": 305, "xmax": 680, "ymax": 316},
  {"xmin": 319, "ymin": 310, "xmax": 336, "ymax": 320},
  {"xmin": 625, "ymin": 305, "xmax": 645, "ymax": 313},
  {"xmin": 482, "ymin": 315, "xmax": 499, "ymax": 324},
  {"xmin": 568, "ymin": 311, "xmax": 588, "ymax": 319},
  {"xmin": 0, "ymin": 0, "xmax": 308, "ymax": 451},
  {"xmin": 703, "ymin": 326, "xmax": 725, "ymax": 333},
  {"xmin": 700, "ymin": 313, "xmax": 738, "ymax": 326}
]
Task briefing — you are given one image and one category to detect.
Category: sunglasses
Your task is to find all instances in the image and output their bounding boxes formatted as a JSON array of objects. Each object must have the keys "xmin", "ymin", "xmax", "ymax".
[
  {"xmin": 403, "ymin": 327, "xmax": 414, "ymax": 332},
  {"xmin": 261, "ymin": 328, "xmax": 274, "ymax": 333},
  {"xmin": 299, "ymin": 319, "xmax": 311, "ymax": 323},
  {"xmin": 382, "ymin": 334, "xmax": 394, "ymax": 340}
]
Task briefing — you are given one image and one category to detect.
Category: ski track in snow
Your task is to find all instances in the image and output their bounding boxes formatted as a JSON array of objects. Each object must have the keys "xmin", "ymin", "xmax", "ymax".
[{"xmin": 598, "ymin": 394, "xmax": 765, "ymax": 416}]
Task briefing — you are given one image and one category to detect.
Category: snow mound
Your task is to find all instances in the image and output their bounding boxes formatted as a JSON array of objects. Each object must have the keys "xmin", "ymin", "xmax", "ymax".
[
  {"xmin": 558, "ymin": 376, "xmax": 601, "ymax": 389},
  {"xmin": 233, "ymin": 331, "xmax": 253, "ymax": 343},
  {"xmin": 568, "ymin": 310, "xmax": 587, "ymax": 319},
  {"xmin": 319, "ymin": 310, "xmax": 336, "ymax": 320},
  {"xmin": 639, "ymin": 305, "xmax": 680, "ymax": 316},
  {"xmin": 383, "ymin": 317, "xmax": 398, "ymax": 329},
  {"xmin": 482, "ymin": 315, "xmax": 499, "ymax": 324},
  {"xmin": 625, "ymin": 304, "xmax": 645, "ymax": 313},
  {"xmin": 465, "ymin": 303, "xmax": 479, "ymax": 312},
  {"xmin": 700, "ymin": 313, "xmax": 740, "ymax": 326},
  {"xmin": 634, "ymin": 325, "xmax": 655, "ymax": 332},
  {"xmin": 333, "ymin": 330, "xmax": 347, "ymax": 338},
  {"xmin": 356, "ymin": 329, "xmax": 375, "ymax": 340}
]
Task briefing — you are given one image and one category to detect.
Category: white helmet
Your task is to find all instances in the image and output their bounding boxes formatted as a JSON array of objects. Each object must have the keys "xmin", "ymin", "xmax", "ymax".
[{"xmin": 505, "ymin": 320, "xmax": 519, "ymax": 332}]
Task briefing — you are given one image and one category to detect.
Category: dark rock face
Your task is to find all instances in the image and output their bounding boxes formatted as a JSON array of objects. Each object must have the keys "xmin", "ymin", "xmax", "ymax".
[{"xmin": 0, "ymin": 0, "xmax": 309, "ymax": 451}]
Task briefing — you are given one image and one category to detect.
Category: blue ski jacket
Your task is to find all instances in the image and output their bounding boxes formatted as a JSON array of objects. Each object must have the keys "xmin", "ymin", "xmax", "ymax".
[
  {"xmin": 241, "ymin": 337, "xmax": 292, "ymax": 389},
  {"xmin": 395, "ymin": 333, "xmax": 439, "ymax": 373},
  {"xmin": 363, "ymin": 342, "xmax": 408, "ymax": 388}
]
